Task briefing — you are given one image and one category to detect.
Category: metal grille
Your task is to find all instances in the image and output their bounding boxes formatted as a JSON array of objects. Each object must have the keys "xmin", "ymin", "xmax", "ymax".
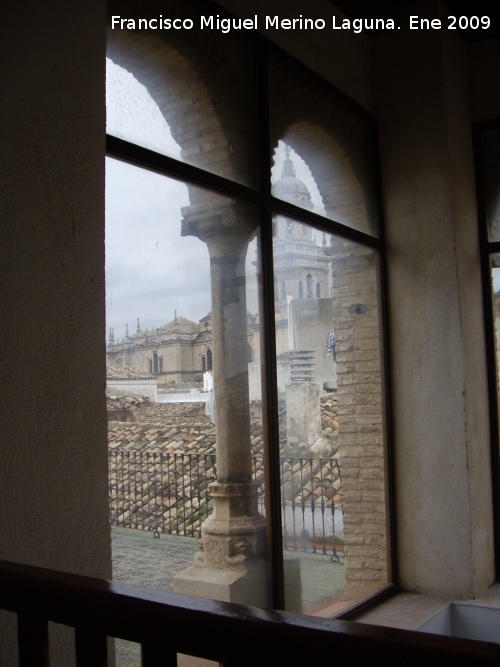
[{"xmin": 109, "ymin": 451, "xmax": 343, "ymax": 559}]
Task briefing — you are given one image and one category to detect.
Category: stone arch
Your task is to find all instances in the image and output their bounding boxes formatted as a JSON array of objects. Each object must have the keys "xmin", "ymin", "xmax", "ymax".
[
  {"xmin": 107, "ymin": 12, "xmax": 256, "ymax": 189},
  {"xmin": 269, "ymin": 52, "xmax": 376, "ymax": 234},
  {"xmin": 272, "ymin": 122, "xmax": 373, "ymax": 234}
]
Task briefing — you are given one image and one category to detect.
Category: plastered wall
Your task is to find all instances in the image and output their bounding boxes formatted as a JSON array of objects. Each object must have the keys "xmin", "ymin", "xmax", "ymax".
[
  {"xmin": 217, "ymin": 0, "xmax": 372, "ymax": 109},
  {"xmin": 373, "ymin": 2, "xmax": 494, "ymax": 596},
  {"xmin": 1, "ymin": 3, "xmax": 110, "ymax": 661}
]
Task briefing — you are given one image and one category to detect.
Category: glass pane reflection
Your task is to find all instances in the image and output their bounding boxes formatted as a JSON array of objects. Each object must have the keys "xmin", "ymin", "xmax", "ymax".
[
  {"xmin": 272, "ymin": 215, "xmax": 389, "ymax": 614},
  {"xmin": 106, "ymin": 158, "xmax": 271, "ymax": 611},
  {"xmin": 269, "ymin": 54, "xmax": 379, "ymax": 236},
  {"xmin": 106, "ymin": 0, "xmax": 259, "ymax": 188},
  {"xmin": 491, "ymin": 255, "xmax": 500, "ymax": 402},
  {"xmin": 478, "ymin": 128, "xmax": 500, "ymax": 242}
]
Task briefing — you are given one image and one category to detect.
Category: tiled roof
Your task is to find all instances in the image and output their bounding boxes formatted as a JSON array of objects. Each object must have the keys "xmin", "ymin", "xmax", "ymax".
[
  {"xmin": 108, "ymin": 396, "xmax": 338, "ymax": 457},
  {"xmin": 106, "ymin": 393, "xmax": 151, "ymax": 412},
  {"xmin": 159, "ymin": 315, "xmax": 200, "ymax": 335},
  {"xmin": 106, "ymin": 366, "xmax": 155, "ymax": 380},
  {"xmin": 108, "ymin": 395, "xmax": 342, "ymax": 538}
]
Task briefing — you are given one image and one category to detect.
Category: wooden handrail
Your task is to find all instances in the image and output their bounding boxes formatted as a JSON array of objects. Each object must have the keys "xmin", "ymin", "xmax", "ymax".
[{"xmin": 1, "ymin": 559, "xmax": 500, "ymax": 666}]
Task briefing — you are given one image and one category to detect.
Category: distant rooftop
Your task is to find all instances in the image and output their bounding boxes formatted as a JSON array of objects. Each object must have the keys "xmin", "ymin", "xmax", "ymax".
[{"xmin": 106, "ymin": 366, "xmax": 155, "ymax": 380}]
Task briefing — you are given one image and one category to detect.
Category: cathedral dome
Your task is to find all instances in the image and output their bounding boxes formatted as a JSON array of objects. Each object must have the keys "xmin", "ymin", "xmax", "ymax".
[{"xmin": 272, "ymin": 148, "xmax": 313, "ymax": 210}]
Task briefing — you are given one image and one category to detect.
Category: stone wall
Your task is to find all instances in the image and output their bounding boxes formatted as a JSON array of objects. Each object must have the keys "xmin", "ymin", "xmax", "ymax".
[{"xmin": 332, "ymin": 241, "xmax": 388, "ymax": 599}]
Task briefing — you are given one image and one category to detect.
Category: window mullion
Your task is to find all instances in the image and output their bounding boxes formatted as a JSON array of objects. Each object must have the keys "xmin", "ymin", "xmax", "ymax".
[{"xmin": 257, "ymin": 45, "xmax": 286, "ymax": 611}]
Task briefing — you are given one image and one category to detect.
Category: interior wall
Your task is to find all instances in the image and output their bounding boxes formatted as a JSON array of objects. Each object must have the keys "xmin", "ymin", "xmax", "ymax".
[
  {"xmin": 1, "ymin": 0, "xmax": 110, "ymax": 585},
  {"xmin": 469, "ymin": 38, "xmax": 500, "ymax": 121},
  {"xmin": 216, "ymin": 0, "xmax": 372, "ymax": 110},
  {"xmin": 372, "ymin": 0, "xmax": 494, "ymax": 597}
]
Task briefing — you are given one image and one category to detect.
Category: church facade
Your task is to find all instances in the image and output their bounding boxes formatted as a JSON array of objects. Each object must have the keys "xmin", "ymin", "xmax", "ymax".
[{"xmin": 107, "ymin": 312, "xmax": 213, "ymax": 384}]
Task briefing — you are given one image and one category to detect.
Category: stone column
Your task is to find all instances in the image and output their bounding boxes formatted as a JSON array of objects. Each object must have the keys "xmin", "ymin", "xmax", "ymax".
[{"xmin": 174, "ymin": 200, "xmax": 269, "ymax": 607}]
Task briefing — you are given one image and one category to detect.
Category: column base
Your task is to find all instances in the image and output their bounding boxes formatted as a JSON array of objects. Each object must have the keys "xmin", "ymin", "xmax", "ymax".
[
  {"xmin": 174, "ymin": 554, "xmax": 302, "ymax": 612},
  {"xmin": 174, "ymin": 560, "xmax": 269, "ymax": 607}
]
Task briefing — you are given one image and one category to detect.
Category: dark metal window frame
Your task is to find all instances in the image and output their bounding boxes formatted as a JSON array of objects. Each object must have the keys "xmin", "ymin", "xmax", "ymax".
[
  {"xmin": 474, "ymin": 118, "xmax": 500, "ymax": 578},
  {"xmin": 106, "ymin": 2, "xmax": 397, "ymax": 615}
]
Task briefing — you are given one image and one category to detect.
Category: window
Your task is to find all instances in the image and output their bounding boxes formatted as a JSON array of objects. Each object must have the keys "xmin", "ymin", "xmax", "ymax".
[
  {"xmin": 475, "ymin": 120, "xmax": 500, "ymax": 572},
  {"xmin": 307, "ymin": 273, "xmax": 313, "ymax": 298},
  {"xmin": 106, "ymin": 0, "xmax": 392, "ymax": 621}
]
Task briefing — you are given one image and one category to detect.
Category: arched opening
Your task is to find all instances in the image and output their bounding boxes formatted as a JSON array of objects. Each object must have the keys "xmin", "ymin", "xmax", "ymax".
[
  {"xmin": 281, "ymin": 281, "xmax": 287, "ymax": 301},
  {"xmin": 306, "ymin": 273, "xmax": 313, "ymax": 298}
]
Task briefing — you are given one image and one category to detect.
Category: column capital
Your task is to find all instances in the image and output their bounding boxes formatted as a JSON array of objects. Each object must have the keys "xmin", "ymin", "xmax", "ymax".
[{"xmin": 181, "ymin": 201, "xmax": 258, "ymax": 248}]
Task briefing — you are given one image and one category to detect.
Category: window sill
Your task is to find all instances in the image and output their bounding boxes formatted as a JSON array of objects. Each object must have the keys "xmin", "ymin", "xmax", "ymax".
[{"xmin": 350, "ymin": 584, "xmax": 500, "ymax": 631}]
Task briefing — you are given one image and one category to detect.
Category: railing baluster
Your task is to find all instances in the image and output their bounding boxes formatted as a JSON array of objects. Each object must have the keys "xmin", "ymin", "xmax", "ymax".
[
  {"xmin": 291, "ymin": 457, "xmax": 297, "ymax": 551},
  {"xmin": 127, "ymin": 451, "xmax": 132, "ymax": 528},
  {"xmin": 182, "ymin": 454, "xmax": 187, "ymax": 535},
  {"xmin": 160, "ymin": 452, "xmax": 165, "ymax": 535},
  {"xmin": 320, "ymin": 458, "xmax": 327, "ymax": 555},
  {"xmin": 309, "ymin": 458, "xmax": 316, "ymax": 554},
  {"xmin": 109, "ymin": 450, "xmax": 343, "ymax": 555},
  {"xmin": 299, "ymin": 459, "xmax": 307, "ymax": 552},
  {"xmin": 141, "ymin": 642, "xmax": 177, "ymax": 666},
  {"xmin": 188, "ymin": 453, "xmax": 194, "ymax": 537},
  {"xmin": 173, "ymin": 454, "xmax": 179, "ymax": 535},
  {"xmin": 154, "ymin": 452, "xmax": 160, "ymax": 534},
  {"xmin": 168, "ymin": 452, "xmax": 173, "ymax": 535},
  {"xmin": 121, "ymin": 450, "xmax": 126, "ymax": 528},
  {"xmin": 141, "ymin": 450, "xmax": 145, "ymax": 531},
  {"xmin": 280, "ymin": 456, "xmax": 288, "ymax": 552},
  {"xmin": 133, "ymin": 450, "xmax": 138, "ymax": 530},
  {"xmin": 74, "ymin": 627, "xmax": 108, "ymax": 667},
  {"xmin": 18, "ymin": 614, "xmax": 49, "ymax": 667},
  {"xmin": 118, "ymin": 451, "xmax": 123, "ymax": 527},
  {"xmin": 331, "ymin": 501, "xmax": 339, "ymax": 562}
]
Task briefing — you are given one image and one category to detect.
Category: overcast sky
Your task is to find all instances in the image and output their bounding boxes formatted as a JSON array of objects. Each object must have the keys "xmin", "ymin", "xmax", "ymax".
[{"xmin": 105, "ymin": 58, "xmax": 325, "ymax": 342}]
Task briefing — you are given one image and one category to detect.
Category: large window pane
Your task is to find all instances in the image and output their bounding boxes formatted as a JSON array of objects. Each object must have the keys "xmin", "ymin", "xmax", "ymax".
[
  {"xmin": 272, "ymin": 215, "xmax": 389, "ymax": 613},
  {"xmin": 106, "ymin": 158, "xmax": 272, "ymax": 619},
  {"xmin": 107, "ymin": 0, "xmax": 260, "ymax": 188},
  {"xmin": 477, "ymin": 128, "xmax": 500, "ymax": 242},
  {"xmin": 106, "ymin": 0, "xmax": 393, "ymax": 630},
  {"xmin": 106, "ymin": 158, "xmax": 208, "ymax": 342},
  {"xmin": 491, "ymin": 255, "xmax": 500, "ymax": 408}
]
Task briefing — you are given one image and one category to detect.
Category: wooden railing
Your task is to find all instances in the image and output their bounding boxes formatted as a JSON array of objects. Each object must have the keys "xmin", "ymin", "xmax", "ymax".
[{"xmin": 1, "ymin": 559, "xmax": 500, "ymax": 666}]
